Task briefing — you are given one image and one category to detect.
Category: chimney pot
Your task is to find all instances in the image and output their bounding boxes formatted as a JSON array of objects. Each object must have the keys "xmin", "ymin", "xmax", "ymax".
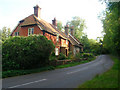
[
  {"xmin": 70, "ymin": 26, "xmax": 74, "ymax": 36},
  {"xmin": 65, "ymin": 24, "xmax": 69, "ymax": 36},
  {"xmin": 34, "ymin": 5, "xmax": 41, "ymax": 19},
  {"xmin": 52, "ymin": 17, "xmax": 57, "ymax": 27}
]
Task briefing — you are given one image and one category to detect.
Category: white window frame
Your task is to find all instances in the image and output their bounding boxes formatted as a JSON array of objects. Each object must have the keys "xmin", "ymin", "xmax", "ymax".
[
  {"xmin": 56, "ymin": 33, "xmax": 59, "ymax": 42},
  {"xmin": 66, "ymin": 40, "xmax": 68, "ymax": 45},
  {"xmin": 15, "ymin": 32, "xmax": 19, "ymax": 36},
  {"xmin": 55, "ymin": 48, "xmax": 59, "ymax": 56},
  {"xmin": 28, "ymin": 28, "xmax": 34, "ymax": 36}
]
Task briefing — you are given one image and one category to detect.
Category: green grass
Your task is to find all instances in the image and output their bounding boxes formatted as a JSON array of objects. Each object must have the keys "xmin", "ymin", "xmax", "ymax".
[
  {"xmin": 2, "ymin": 57, "xmax": 96, "ymax": 78},
  {"xmin": 78, "ymin": 55, "xmax": 119, "ymax": 88},
  {"xmin": 56, "ymin": 57, "xmax": 96, "ymax": 69}
]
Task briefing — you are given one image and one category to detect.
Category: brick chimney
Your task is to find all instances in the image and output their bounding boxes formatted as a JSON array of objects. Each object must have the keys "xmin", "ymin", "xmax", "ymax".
[
  {"xmin": 65, "ymin": 24, "xmax": 69, "ymax": 36},
  {"xmin": 33, "ymin": 5, "xmax": 41, "ymax": 19},
  {"xmin": 52, "ymin": 18, "xmax": 57, "ymax": 27},
  {"xmin": 70, "ymin": 26, "xmax": 74, "ymax": 36}
]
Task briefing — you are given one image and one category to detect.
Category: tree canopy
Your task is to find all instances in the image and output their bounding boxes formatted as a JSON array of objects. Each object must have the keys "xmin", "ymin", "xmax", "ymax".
[
  {"xmin": 101, "ymin": 1, "xmax": 120, "ymax": 55},
  {"xmin": 67, "ymin": 16, "xmax": 87, "ymax": 39},
  {"xmin": 0, "ymin": 27, "xmax": 11, "ymax": 41}
]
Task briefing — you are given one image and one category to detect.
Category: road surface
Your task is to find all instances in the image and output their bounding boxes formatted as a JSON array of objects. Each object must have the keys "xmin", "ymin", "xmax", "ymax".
[{"xmin": 2, "ymin": 55, "xmax": 114, "ymax": 89}]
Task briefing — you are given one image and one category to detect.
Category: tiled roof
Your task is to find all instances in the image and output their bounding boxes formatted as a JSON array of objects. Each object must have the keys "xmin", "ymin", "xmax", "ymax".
[
  {"xmin": 69, "ymin": 35, "xmax": 83, "ymax": 47},
  {"xmin": 13, "ymin": 14, "xmax": 83, "ymax": 47},
  {"xmin": 20, "ymin": 14, "xmax": 37, "ymax": 26},
  {"xmin": 21, "ymin": 14, "xmax": 68, "ymax": 39}
]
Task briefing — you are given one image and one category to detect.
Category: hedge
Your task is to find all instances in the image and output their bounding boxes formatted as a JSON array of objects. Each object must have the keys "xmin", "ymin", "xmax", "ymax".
[{"xmin": 2, "ymin": 35, "xmax": 54, "ymax": 71}]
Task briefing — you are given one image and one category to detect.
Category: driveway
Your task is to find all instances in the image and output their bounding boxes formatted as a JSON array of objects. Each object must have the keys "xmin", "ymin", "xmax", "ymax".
[{"xmin": 2, "ymin": 55, "xmax": 114, "ymax": 88}]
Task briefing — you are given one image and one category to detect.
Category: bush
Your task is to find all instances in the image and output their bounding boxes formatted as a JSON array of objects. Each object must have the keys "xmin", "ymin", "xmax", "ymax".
[
  {"xmin": 49, "ymin": 52, "xmax": 57, "ymax": 61},
  {"xmin": 74, "ymin": 53, "xmax": 94, "ymax": 60},
  {"xmin": 74, "ymin": 53, "xmax": 82, "ymax": 60},
  {"xmin": 67, "ymin": 51, "xmax": 74, "ymax": 59},
  {"xmin": 83, "ymin": 53, "xmax": 94, "ymax": 58},
  {"xmin": 58, "ymin": 53, "xmax": 66, "ymax": 60},
  {"xmin": 2, "ymin": 35, "xmax": 55, "ymax": 71}
]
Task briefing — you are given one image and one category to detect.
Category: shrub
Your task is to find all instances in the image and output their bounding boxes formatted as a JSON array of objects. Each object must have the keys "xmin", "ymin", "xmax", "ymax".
[
  {"xmin": 67, "ymin": 51, "xmax": 74, "ymax": 59},
  {"xmin": 83, "ymin": 53, "xmax": 94, "ymax": 58},
  {"xmin": 49, "ymin": 52, "xmax": 57, "ymax": 61},
  {"xmin": 58, "ymin": 53, "xmax": 66, "ymax": 60},
  {"xmin": 2, "ymin": 35, "xmax": 55, "ymax": 71},
  {"xmin": 74, "ymin": 53, "xmax": 82, "ymax": 60}
]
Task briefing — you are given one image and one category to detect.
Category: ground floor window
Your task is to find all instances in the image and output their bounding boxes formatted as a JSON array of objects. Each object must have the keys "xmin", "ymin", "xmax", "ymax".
[
  {"xmin": 15, "ymin": 32, "xmax": 19, "ymax": 36},
  {"xmin": 28, "ymin": 28, "xmax": 34, "ymax": 36},
  {"xmin": 55, "ymin": 48, "xmax": 59, "ymax": 56}
]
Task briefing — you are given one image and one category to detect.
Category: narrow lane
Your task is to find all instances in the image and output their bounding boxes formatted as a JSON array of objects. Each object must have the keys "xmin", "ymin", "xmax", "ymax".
[{"xmin": 2, "ymin": 55, "xmax": 114, "ymax": 88}]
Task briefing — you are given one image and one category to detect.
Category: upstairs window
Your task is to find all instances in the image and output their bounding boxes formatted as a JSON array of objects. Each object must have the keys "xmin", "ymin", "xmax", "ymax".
[
  {"xmin": 56, "ymin": 33, "xmax": 59, "ymax": 42},
  {"xmin": 15, "ymin": 32, "xmax": 19, "ymax": 36},
  {"xmin": 28, "ymin": 28, "xmax": 34, "ymax": 36}
]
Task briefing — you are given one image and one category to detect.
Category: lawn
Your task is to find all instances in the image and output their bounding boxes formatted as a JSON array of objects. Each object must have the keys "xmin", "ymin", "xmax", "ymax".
[{"xmin": 78, "ymin": 55, "xmax": 119, "ymax": 88}]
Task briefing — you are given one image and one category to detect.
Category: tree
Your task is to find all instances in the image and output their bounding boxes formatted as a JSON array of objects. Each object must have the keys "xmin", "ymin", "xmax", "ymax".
[
  {"xmin": 67, "ymin": 16, "xmax": 87, "ymax": 39},
  {"xmin": 101, "ymin": 1, "xmax": 120, "ymax": 55},
  {"xmin": 1, "ymin": 27, "xmax": 11, "ymax": 41},
  {"xmin": 57, "ymin": 21, "xmax": 63, "ymax": 31}
]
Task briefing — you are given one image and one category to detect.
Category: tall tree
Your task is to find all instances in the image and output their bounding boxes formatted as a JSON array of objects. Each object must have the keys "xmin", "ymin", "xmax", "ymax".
[
  {"xmin": 67, "ymin": 16, "xmax": 87, "ymax": 39},
  {"xmin": 101, "ymin": 1, "xmax": 120, "ymax": 55}
]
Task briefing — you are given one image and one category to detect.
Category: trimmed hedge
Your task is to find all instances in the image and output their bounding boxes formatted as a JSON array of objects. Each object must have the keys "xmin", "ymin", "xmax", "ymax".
[{"xmin": 2, "ymin": 35, "xmax": 54, "ymax": 71}]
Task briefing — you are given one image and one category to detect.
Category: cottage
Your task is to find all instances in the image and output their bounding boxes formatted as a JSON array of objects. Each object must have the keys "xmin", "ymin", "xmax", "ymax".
[{"xmin": 11, "ymin": 5, "xmax": 83, "ymax": 56}]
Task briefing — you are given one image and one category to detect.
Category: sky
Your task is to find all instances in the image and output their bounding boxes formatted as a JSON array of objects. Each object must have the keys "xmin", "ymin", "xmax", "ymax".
[{"xmin": 0, "ymin": 0, "xmax": 106, "ymax": 39}]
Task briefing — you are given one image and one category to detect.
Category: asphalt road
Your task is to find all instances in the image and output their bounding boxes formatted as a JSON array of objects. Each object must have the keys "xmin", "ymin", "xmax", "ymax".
[{"xmin": 2, "ymin": 55, "xmax": 114, "ymax": 89}]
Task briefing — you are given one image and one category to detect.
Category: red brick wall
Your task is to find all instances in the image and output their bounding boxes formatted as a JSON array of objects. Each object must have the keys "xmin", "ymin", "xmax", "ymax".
[
  {"xmin": 12, "ymin": 25, "xmax": 43, "ymax": 36},
  {"xmin": 12, "ymin": 24, "xmax": 70, "ymax": 55},
  {"xmin": 44, "ymin": 33, "xmax": 57, "ymax": 45}
]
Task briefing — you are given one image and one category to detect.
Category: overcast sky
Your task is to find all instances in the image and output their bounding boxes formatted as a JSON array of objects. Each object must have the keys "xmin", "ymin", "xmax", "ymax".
[{"xmin": 0, "ymin": 0, "xmax": 106, "ymax": 39}]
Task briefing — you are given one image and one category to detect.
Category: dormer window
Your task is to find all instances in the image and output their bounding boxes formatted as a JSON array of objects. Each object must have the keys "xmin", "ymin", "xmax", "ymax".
[
  {"xmin": 56, "ymin": 33, "xmax": 59, "ymax": 42},
  {"xmin": 15, "ymin": 32, "xmax": 19, "ymax": 36},
  {"xmin": 28, "ymin": 28, "xmax": 34, "ymax": 36}
]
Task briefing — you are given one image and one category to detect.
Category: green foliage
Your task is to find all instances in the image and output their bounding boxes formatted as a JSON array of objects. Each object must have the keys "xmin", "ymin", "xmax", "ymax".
[
  {"xmin": 49, "ymin": 52, "xmax": 57, "ymax": 61},
  {"xmin": 3, "ymin": 66, "xmax": 55, "ymax": 78},
  {"xmin": 56, "ymin": 56, "xmax": 96, "ymax": 69},
  {"xmin": 74, "ymin": 53, "xmax": 94, "ymax": 60},
  {"xmin": 2, "ymin": 35, "xmax": 55, "ymax": 71},
  {"xmin": 74, "ymin": 53, "xmax": 82, "ymax": 60},
  {"xmin": 80, "ymin": 35, "xmax": 106, "ymax": 55},
  {"xmin": 1, "ymin": 27, "xmax": 11, "ymax": 41},
  {"xmin": 67, "ymin": 16, "xmax": 87, "ymax": 39},
  {"xmin": 82, "ymin": 53, "xmax": 94, "ymax": 58},
  {"xmin": 101, "ymin": 2, "xmax": 120, "ymax": 56},
  {"xmin": 58, "ymin": 53, "xmax": 66, "ymax": 60},
  {"xmin": 57, "ymin": 21, "xmax": 63, "ymax": 31},
  {"xmin": 67, "ymin": 51, "xmax": 74, "ymax": 59}
]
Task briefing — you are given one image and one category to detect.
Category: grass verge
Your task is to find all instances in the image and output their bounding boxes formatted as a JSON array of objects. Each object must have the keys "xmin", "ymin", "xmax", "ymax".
[
  {"xmin": 56, "ymin": 57, "xmax": 96, "ymax": 69},
  {"xmin": 78, "ymin": 55, "xmax": 119, "ymax": 88},
  {"xmin": 2, "ymin": 57, "xmax": 96, "ymax": 78}
]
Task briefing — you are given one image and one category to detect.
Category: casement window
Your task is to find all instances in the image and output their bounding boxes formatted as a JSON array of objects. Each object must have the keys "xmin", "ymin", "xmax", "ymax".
[
  {"xmin": 56, "ymin": 33, "xmax": 59, "ymax": 42},
  {"xmin": 15, "ymin": 32, "xmax": 19, "ymax": 36},
  {"xmin": 28, "ymin": 28, "xmax": 34, "ymax": 36},
  {"xmin": 55, "ymin": 48, "xmax": 59, "ymax": 56}
]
